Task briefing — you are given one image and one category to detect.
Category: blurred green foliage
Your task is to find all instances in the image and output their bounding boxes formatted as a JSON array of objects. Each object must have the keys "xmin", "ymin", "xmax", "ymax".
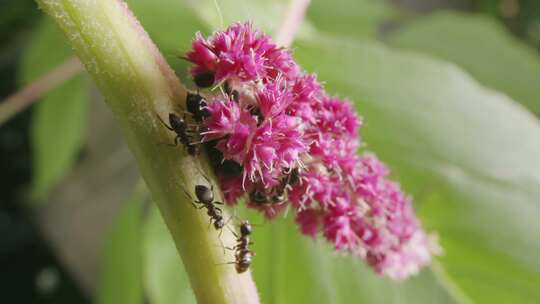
[
  {"xmin": 389, "ymin": 11, "xmax": 540, "ymax": 115},
  {"xmin": 96, "ymin": 184, "xmax": 145, "ymax": 304},
  {"xmin": 6, "ymin": 0, "xmax": 540, "ymax": 303},
  {"xmin": 18, "ymin": 19, "xmax": 89, "ymax": 199}
]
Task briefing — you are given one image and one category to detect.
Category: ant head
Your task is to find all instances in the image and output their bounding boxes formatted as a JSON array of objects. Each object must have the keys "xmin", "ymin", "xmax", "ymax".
[
  {"xmin": 186, "ymin": 92, "xmax": 203, "ymax": 113},
  {"xmin": 240, "ymin": 221, "xmax": 252, "ymax": 235},
  {"xmin": 288, "ymin": 168, "xmax": 301, "ymax": 185},
  {"xmin": 195, "ymin": 185, "xmax": 214, "ymax": 204},
  {"xmin": 249, "ymin": 190, "xmax": 267, "ymax": 204},
  {"xmin": 187, "ymin": 145, "xmax": 199, "ymax": 156},
  {"xmin": 168, "ymin": 113, "xmax": 185, "ymax": 131},
  {"xmin": 271, "ymin": 194, "xmax": 284, "ymax": 204}
]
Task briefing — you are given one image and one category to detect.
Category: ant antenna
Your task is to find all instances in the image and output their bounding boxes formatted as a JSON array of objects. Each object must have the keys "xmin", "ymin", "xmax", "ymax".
[
  {"xmin": 193, "ymin": 166, "xmax": 214, "ymax": 190},
  {"xmin": 155, "ymin": 113, "xmax": 173, "ymax": 131},
  {"xmin": 178, "ymin": 182, "xmax": 193, "ymax": 200}
]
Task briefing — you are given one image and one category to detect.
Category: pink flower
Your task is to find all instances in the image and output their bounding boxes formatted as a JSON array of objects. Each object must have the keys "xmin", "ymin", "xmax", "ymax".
[
  {"xmin": 323, "ymin": 202, "xmax": 364, "ymax": 251},
  {"xmin": 368, "ymin": 231, "xmax": 439, "ymax": 280},
  {"xmin": 220, "ymin": 175, "xmax": 244, "ymax": 205},
  {"xmin": 185, "ymin": 23, "xmax": 439, "ymax": 280},
  {"xmin": 296, "ymin": 208, "xmax": 322, "ymax": 237},
  {"xmin": 185, "ymin": 22, "xmax": 299, "ymax": 85},
  {"xmin": 257, "ymin": 77, "xmax": 294, "ymax": 118},
  {"xmin": 185, "ymin": 32, "xmax": 217, "ymax": 78}
]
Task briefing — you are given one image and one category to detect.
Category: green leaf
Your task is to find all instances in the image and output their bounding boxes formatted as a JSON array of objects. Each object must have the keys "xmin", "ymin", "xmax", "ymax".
[
  {"xmin": 96, "ymin": 183, "xmax": 146, "ymax": 304},
  {"xmin": 293, "ymin": 36, "xmax": 540, "ymax": 303},
  {"xmin": 29, "ymin": 76, "xmax": 88, "ymax": 199},
  {"xmin": 182, "ymin": 0, "xmax": 291, "ymax": 34},
  {"xmin": 127, "ymin": 0, "xmax": 204, "ymax": 83},
  {"xmin": 388, "ymin": 12, "xmax": 540, "ymax": 115},
  {"xmin": 19, "ymin": 19, "xmax": 89, "ymax": 199},
  {"xmin": 143, "ymin": 206, "xmax": 196, "ymax": 304},
  {"xmin": 146, "ymin": 204, "xmax": 455, "ymax": 304},
  {"xmin": 245, "ymin": 212, "xmax": 454, "ymax": 304},
  {"xmin": 307, "ymin": 0, "xmax": 391, "ymax": 38}
]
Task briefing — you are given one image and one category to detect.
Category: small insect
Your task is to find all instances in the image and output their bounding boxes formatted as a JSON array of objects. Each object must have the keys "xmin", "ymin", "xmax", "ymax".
[
  {"xmin": 250, "ymin": 106, "xmax": 264, "ymax": 126},
  {"xmin": 157, "ymin": 113, "xmax": 199, "ymax": 155},
  {"xmin": 185, "ymin": 181, "xmax": 226, "ymax": 232},
  {"xmin": 229, "ymin": 220, "xmax": 255, "ymax": 273},
  {"xmin": 250, "ymin": 168, "xmax": 300, "ymax": 207},
  {"xmin": 223, "ymin": 82, "xmax": 240, "ymax": 103},
  {"xmin": 249, "ymin": 189, "xmax": 269, "ymax": 205},
  {"xmin": 186, "ymin": 92, "xmax": 210, "ymax": 122},
  {"xmin": 249, "ymin": 187, "xmax": 286, "ymax": 209},
  {"xmin": 286, "ymin": 167, "xmax": 301, "ymax": 187}
]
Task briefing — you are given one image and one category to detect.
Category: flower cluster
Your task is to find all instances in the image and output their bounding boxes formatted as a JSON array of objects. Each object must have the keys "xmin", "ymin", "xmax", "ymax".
[{"xmin": 185, "ymin": 22, "xmax": 439, "ymax": 280}]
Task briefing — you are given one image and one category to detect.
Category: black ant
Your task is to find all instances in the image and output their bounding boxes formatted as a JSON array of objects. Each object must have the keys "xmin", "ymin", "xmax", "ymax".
[
  {"xmin": 156, "ymin": 113, "xmax": 199, "ymax": 156},
  {"xmin": 183, "ymin": 179, "xmax": 226, "ymax": 232},
  {"xmin": 249, "ymin": 188, "xmax": 284, "ymax": 206},
  {"xmin": 223, "ymin": 81, "xmax": 240, "ymax": 103},
  {"xmin": 186, "ymin": 92, "xmax": 210, "ymax": 122},
  {"xmin": 225, "ymin": 220, "xmax": 254, "ymax": 273},
  {"xmin": 250, "ymin": 168, "xmax": 301, "ymax": 206}
]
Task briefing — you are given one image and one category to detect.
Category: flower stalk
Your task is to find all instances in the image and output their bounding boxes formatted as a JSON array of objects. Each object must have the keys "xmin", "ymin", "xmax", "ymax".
[{"xmin": 34, "ymin": 0, "xmax": 259, "ymax": 303}]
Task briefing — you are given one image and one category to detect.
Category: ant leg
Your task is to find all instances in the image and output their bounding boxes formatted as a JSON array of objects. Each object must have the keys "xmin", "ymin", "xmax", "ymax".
[
  {"xmin": 226, "ymin": 225, "xmax": 239, "ymax": 238},
  {"xmin": 155, "ymin": 114, "xmax": 174, "ymax": 131},
  {"xmin": 214, "ymin": 261, "xmax": 237, "ymax": 266},
  {"xmin": 220, "ymin": 216, "xmax": 234, "ymax": 239},
  {"xmin": 216, "ymin": 235, "xmax": 227, "ymax": 254},
  {"xmin": 166, "ymin": 136, "xmax": 181, "ymax": 147},
  {"xmin": 193, "ymin": 202, "xmax": 205, "ymax": 209},
  {"xmin": 179, "ymin": 184, "xmax": 192, "ymax": 199},
  {"xmin": 212, "ymin": 243, "xmax": 234, "ymax": 254},
  {"xmin": 214, "ymin": 201, "xmax": 224, "ymax": 205},
  {"xmin": 217, "ymin": 215, "xmax": 232, "ymax": 238},
  {"xmin": 196, "ymin": 168, "xmax": 213, "ymax": 188},
  {"xmin": 180, "ymin": 185, "xmax": 203, "ymax": 210}
]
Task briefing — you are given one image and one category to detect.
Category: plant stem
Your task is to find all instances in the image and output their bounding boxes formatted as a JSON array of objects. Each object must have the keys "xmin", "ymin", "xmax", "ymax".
[
  {"xmin": 0, "ymin": 56, "xmax": 82, "ymax": 126},
  {"xmin": 34, "ymin": 0, "xmax": 259, "ymax": 303},
  {"xmin": 275, "ymin": 0, "xmax": 311, "ymax": 47}
]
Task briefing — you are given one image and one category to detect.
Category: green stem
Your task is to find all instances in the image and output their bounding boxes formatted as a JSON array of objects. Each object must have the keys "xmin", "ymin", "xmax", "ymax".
[{"xmin": 35, "ymin": 1, "xmax": 259, "ymax": 303}]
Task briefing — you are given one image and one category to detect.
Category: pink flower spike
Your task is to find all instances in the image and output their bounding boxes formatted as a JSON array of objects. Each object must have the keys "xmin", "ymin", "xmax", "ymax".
[{"xmin": 184, "ymin": 22, "xmax": 440, "ymax": 281}]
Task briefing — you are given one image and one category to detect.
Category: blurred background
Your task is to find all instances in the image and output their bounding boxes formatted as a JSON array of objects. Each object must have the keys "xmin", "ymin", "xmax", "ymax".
[{"xmin": 1, "ymin": 0, "xmax": 540, "ymax": 303}]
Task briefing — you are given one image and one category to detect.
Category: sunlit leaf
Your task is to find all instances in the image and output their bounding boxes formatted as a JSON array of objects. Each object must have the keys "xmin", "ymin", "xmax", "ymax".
[
  {"xmin": 127, "ymin": 0, "xmax": 204, "ymax": 83},
  {"xmin": 183, "ymin": 0, "xmax": 290, "ymax": 34},
  {"xmin": 308, "ymin": 0, "xmax": 391, "ymax": 38},
  {"xmin": 389, "ymin": 12, "xmax": 540, "ymax": 115}
]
